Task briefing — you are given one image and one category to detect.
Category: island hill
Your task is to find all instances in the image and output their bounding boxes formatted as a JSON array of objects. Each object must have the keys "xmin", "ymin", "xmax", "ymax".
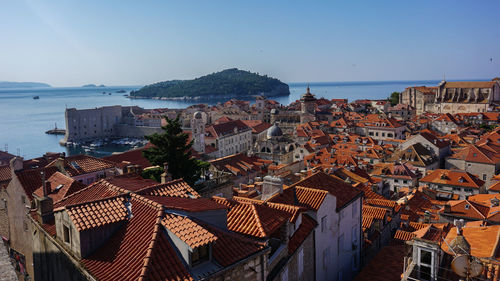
[
  {"xmin": 0, "ymin": 81, "xmax": 51, "ymax": 88},
  {"xmin": 129, "ymin": 68, "xmax": 290, "ymax": 99}
]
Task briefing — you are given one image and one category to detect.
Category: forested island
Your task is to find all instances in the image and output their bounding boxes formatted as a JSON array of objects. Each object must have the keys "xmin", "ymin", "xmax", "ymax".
[
  {"xmin": 0, "ymin": 81, "xmax": 51, "ymax": 88},
  {"xmin": 129, "ymin": 68, "xmax": 289, "ymax": 99}
]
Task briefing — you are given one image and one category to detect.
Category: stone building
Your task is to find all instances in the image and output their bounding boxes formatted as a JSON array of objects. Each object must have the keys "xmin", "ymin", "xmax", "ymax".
[
  {"xmin": 205, "ymin": 119, "xmax": 252, "ymax": 158},
  {"xmin": 62, "ymin": 105, "xmax": 163, "ymax": 145},
  {"xmin": 400, "ymin": 86, "xmax": 437, "ymax": 115},
  {"xmin": 419, "ymin": 169, "xmax": 486, "ymax": 200},
  {"xmin": 253, "ymin": 123, "xmax": 298, "ymax": 164},
  {"xmin": 30, "ymin": 176, "xmax": 271, "ymax": 281},
  {"xmin": 191, "ymin": 111, "xmax": 206, "ymax": 154},
  {"xmin": 400, "ymin": 78, "xmax": 500, "ymax": 114},
  {"xmin": 268, "ymin": 172, "xmax": 363, "ymax": 281}
]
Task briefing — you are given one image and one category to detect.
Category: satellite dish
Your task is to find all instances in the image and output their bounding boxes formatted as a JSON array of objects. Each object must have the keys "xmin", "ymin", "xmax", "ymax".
[{"xmin": 451, "ymin": 255, "xmax": 484, "ymax": 278}]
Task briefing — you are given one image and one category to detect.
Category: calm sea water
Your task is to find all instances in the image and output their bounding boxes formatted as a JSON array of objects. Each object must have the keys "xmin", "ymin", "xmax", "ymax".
[{"xmin": 0, "ymin": 80, "xmax": 441, "ymax": 159}]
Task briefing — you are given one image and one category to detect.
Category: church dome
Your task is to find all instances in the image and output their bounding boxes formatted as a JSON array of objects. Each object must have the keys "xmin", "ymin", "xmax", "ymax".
[
  {"xmin": 194, "ymin": 111, "xmax": 202, "ymax": 119},
  {"xmin": 267, "ymin": 123, "xmax": 283, "ymax": 139}
]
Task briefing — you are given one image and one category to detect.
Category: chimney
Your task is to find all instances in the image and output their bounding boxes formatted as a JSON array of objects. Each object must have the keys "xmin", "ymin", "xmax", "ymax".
[
  {"xmin": 124, "ymin": 197, "xmax": 133, "ymax": 219},
  {"xmin": 44, "ymin": 181, "xmax": 51, "ymax": 196},
  {"xmin": 443, "ymin": 204, "xmax": 451, "ymax": 213},
  {"xmin": 54, "ymin": 157, "xmax": 65, "ymax": 173},
  {"xmin": 9, "ymin": 157, "xmax": 23, "ymax": 174},
  {"xmin": 490, "ymin": 198, "xmax": 500, "ymax": 207},
  {"xmin": 161, "ymin": 163, "xmax": 172, "ymax": 183},
  {"xmin": 261, "ymin": 176, "xmax": 283, "ymax": 201}
]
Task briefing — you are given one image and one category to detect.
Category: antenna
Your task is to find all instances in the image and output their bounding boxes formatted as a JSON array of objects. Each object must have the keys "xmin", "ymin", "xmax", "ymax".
[
  {"xmin": 4, "ymin": 144, "xmax": 7, "ymax": 152},
  {"xmin": 16, "ymin": 148, "xmax": 20, "ymax": 156}
]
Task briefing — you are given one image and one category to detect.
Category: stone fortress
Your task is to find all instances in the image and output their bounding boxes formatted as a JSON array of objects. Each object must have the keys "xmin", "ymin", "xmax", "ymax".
[{"xmin": 61, "ymin": 105, "xmax": 180, "ymax": 145}]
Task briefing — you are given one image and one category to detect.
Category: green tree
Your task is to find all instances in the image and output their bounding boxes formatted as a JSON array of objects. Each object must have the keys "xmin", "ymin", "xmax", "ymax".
[
  {"xmin": 142, "ymin": 116, "xmax": 209, "ymax": 186},
  {"xmin": 388, "ymin": 92, "xmax": 400, "ymax": 106}
]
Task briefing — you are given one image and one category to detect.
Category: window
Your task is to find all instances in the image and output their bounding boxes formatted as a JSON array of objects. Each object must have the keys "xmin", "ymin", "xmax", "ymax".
[
  {"xmin": 321, "ymin": 216, "xmax": 327, "ymax": 232},
  {"xmin": 483, "ymin": 174, "xmax": 487, "ymax": 181},
  {"xmin": 21, "ymin": 195, "xmax": 26, "ymax": 204},
  {"xmin": 63, "ymin": 225, "xmax": 71, "ymax": 244},
  {"xmin": 191, "ymin": 245, "xmax": 209, "ymax": 266},
  {"xmin": 419, "ymin": 249, "xmax": 433, "ymax": 281},
  {"xmin": 23, "ymin": 221, "xmax": 28, "ymax": 231}
]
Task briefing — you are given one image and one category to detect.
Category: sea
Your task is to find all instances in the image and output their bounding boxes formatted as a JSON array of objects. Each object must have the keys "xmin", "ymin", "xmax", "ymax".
[{"xmin": 0, "ymin": 80, "xmax": 442, "ymax": 159}]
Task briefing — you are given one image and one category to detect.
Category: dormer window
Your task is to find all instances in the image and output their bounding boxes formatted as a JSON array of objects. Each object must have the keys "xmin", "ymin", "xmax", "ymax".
[
  {"xmin": 63, "ymin": 225, "xmax": 71, "ymax": 244},
  {"xmin": 465, "ymin": 204, "xmax": 470, "ymax": 209},
  {"xmin": 191, "ymin": 245, "xmax": 210, "ymax": 266}
]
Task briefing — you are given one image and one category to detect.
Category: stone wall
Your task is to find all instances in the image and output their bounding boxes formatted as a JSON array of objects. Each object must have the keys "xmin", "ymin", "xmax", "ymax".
[
  {"xmin": 272, "ymin": 232, "xmax": 315, "ymax": 281},
  {"xmin": 5, "ymin": 174, "xmax": 35, "ymax": 279},
  {"xmin": 31, "ymin": 217, "xmax": 95, "ymax": 281},
  {"xmin": 445, "ymin": 158, "xmax": 497, "ymax": 187},
  {"xmin": 210, "ymin": 252, "xmax": 268, "ymax": 281},
  {"xmin": 113, "ymin": 124, "xmax": 164, "ymax": 138}
]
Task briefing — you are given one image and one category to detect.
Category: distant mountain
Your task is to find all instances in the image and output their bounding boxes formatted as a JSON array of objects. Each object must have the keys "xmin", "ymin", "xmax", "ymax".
[
  {"xmin": 130, "ymin": 68, "xmax": 290, "ymax": 99},
  {"xmin": 82, "ymin": 84, "xmax": 106, "ymax": 87},
  {"xmin": 0, "ymin": 81, "xmax": 51, "ymax": 88}
]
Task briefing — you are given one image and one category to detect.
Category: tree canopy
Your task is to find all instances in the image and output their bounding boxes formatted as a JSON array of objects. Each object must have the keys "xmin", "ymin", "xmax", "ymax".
[
  {"xmin": 142, "ymin": 116, "xmax": 209, "ymax": 187},
  {"xmin": 388, "ymin": 91, "xmax": 400, "ymax": 106}
]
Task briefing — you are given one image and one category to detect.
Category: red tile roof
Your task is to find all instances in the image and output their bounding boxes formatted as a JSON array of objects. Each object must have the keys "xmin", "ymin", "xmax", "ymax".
[
  {"xmin": 65, "ymin": 195, "xmax": 128, "ymax": 231},
  {"xmin": 0, "ymin": 165, "xmax": 11, "ymax": 183},
  {"xmin": 46, "ymin": 155, "xmax": 117, "ymax": 177},
  {"xmin": 144, "ymin": 196, "xmax": 228, "ymax": 212},
  {"xmin": 53, "ymin": 180, "xmax": 122, "ymax": 209},
  {"xmin": 444, "ymin": 81, "xmax": 497, "ymax": 89},
  {"xmin": 103, "ymin": 146, "xmax": 153, "ymax": 168},
  {"xmin": 288, "ymin": 171, "xmax": 363, "ymax": 210},
  {"xmin": 137, "ymin": 178, "xmax": 200, "ymax": 198},
  {"xmin": 362, "ymin": 205, "xmax": 387, "ymax": 220},
  {"xmin": 15, "ymin": 166, "xmax": 58, "ymax": 200},
  {"xmin": 33, "ymin": 171, "xmax": 87, "ymax": 202},
  {"xmin": 81, "ymin": 197, "xmax": 170, "ymax": 281},
  {"xmin": 161, "ymin": 213, "xmax": 217, "ymax": 248},
  {"xmin": 227, "ymin": 202, "xmax": 290, "ymax": 238},
  {"xmin": 269, "ymin": 185, "xmax": 329, "ymax": 211},
  {"xmin": 420, "ymin": 169, "xmax": 485, "ymax": 189}
]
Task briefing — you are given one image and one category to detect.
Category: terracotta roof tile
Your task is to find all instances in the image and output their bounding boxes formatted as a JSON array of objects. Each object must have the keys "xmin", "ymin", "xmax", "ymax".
[
  {"xmin": 204, "ymin": 224, "xmax": 267, "ymax": 267},
  {"xmin": 393, "ymin": 230, "xmax": 416, "ymax": 242},
  {"xmin": 15, "ymin": 166, "xmax": 58, "ymax": 201},
  {"xmin": 288, "ymin": 171, "xmax": 363, "ymax": 210},
  {"xmin": 53, "ymin": 180, "xmax": 123, "ymax": 209},
  {"xmin": 46, "ymin": 155, "xmax": 116, "ymax": 177},
  {"xmin": 81, "ymin": 197, "xmax": 165, "ymax": 281},
  {"xmin": 269, "ymin": 185, "xmax": 329, "ymax": 211},
  {"xmin": 145, "ymin": 195, "xmax": 229, "ymax": 212},
  {"xmin": 0, "ymin": 165, "xmax": 11, "ymax": 183},
  {"xmin": 161, "ymin": 213, "xmax": 217, "ymax": 249},
  {"xmin": 137, "ymin": 178, "xmax": 200, "ymax": 198},
  {"xmin": 65, "ymin": 195, "xmax": 128, "ymax": 231},
  {"xmin": 443, "ymin": 225, "xmax": 500, "ymax": 258},
  {"xmin": 420, "ymin": 169, "xmax": 484, "ymax": 189},
  {"xmin": 362, "ymin": 205, "xmax": 387, "ymax": 220},
  {"xmin": 227, "ymin": 202, "xmax": 290, "ymax": 238},
  {"xmin": 33, "ymin": 171, "xmax": 87, "ymax": 202}
]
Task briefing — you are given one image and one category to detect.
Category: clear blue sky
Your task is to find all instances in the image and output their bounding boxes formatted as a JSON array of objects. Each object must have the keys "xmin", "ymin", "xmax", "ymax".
[{"xmin": 1, "ymin": 0, "xmax": 499, "ymax": 86}]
